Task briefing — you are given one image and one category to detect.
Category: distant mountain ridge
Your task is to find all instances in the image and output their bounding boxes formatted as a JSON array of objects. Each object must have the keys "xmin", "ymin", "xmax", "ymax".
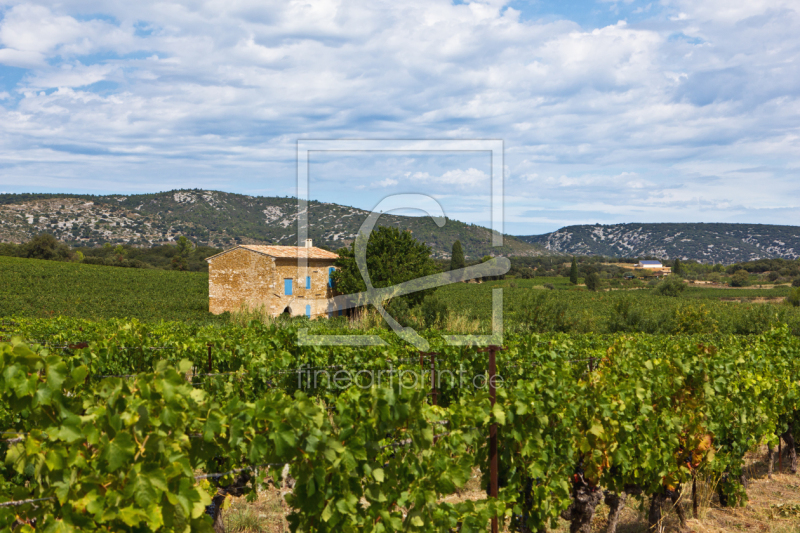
[
  {"xmin": 520, "ymin": 223, "xmax": 800, "ymax": 264},
  {"xmin": 0, "ymin": 190, "xmax": 547, "ymax": 260}
]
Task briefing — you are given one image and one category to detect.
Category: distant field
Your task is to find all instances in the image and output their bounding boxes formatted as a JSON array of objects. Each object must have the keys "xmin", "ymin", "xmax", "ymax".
[
  {"xmin": 681, "ymin": 285, "xmax": 791, "ymax": 299},
  {"xmin": 0, "ymin": 256, "xmax": 217, "ymax": 322},
  {"xmin": 437, "ymin": 277, "xmax": 800, "ymax": 335}
]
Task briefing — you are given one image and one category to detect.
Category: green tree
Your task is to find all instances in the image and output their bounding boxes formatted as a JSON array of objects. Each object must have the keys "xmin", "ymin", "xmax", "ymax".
[
  {"xmin": 585, "ymin": 271, "xmax": 601, "ymax": 291},
  {"xmin": 655, "ymin": 278, "xmax": 686, "ymax": 297},
  {"xmin": 171, "ymin": 236, "xmax": 194, "ymax": 270},
  {"xmin": 569, "ymin": 257, "xmax": 578, "ymax": 285},
  {"xmin": 673, "ymin": 258, "xmax": 684, "ymax": 276},
  {"xmin": 22, "ymin": 234, "xmax": 72, "ymax": 261},
  {"xmin": 788, "ymin": 287, "xmax": 800, "ymax": 307},
  {"xmin": 176, "ymin": 236, "xmax": 194, "ymax": 257},
  {"xmin": 731, "ymin": 269, "xmax": 750, "ymax": 287},
  {"xmin": 332, "ymin": 226, "xmax": 440, "ymax": 307},
  {"xmin": 449, "ymin": 240, "xmax": 465, "ymax": 271}
]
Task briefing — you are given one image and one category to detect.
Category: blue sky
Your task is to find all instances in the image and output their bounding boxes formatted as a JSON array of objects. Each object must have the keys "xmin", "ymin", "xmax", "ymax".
[{"xmin": 0, "ymin": 0, "xmax": 798, "ymax": 235}]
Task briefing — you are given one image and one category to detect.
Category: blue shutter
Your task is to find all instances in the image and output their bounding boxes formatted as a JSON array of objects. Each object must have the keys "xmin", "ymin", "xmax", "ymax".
[
  {"xmin": 328, "ymin": 267, "xmax": 335, "ymax": 289},
  {"xmin": 284, "ymin": 279, "xmax": 293, "ymax": 295},
  {"xmin": 305, "ymin": 304, "xmax": 311, "ymax": 317},
  {"xmin": 306, "ymin": 276, "xmax": 311, "ymax": 289}
]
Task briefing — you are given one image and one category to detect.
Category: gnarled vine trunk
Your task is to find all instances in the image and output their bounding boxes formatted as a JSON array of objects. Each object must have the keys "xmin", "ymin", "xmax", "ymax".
[
  {"xmin": 648, "ymin": 486, "xmax": 688, "ymax": 533},
  {"xmin": 604, "ymin": 492, "xmax": 626, "ymax": 533},
  {"xmin": 780, "ymin": 424, "xmax": 798, "ymax": 474},
  {"xmin": 563, "ymin": 484, "xmax": 604, "ymax": 533},
  {"xmin": 767, "ymin": 444, "xmax": 774, "ymax": 477},
  {"xmin": 206, "ymin": 471, "xmax": 253, "ymax": 533}
]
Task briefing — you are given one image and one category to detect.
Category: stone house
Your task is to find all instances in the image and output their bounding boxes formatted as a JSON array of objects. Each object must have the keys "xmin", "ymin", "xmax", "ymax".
[{"xmin": 206, "ymin": 240, "xmax": 340, "ymax": 317}]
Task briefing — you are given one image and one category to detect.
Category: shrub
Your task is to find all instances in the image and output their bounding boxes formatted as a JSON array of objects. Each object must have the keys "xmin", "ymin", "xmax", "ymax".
[
  {"xmin": 420, "ymin": 294, "xmax": 448, "ymax": 329},
  {"xmin": 730, "ymin": 270, "xmax": 750, "ymax": 287},
  {"xmin": 543, "ymin": 283, "xmax": 555, "ymax": 290},
  {"xmin": 22, "ymin": 233, "xmax": 72, "ymax": 261},
  {"xmin": 788, "ymin": 288, "xmax": 800, "ymax": 307},
  {"xmin": 669, "ymin": 304, "xmax": 719, "ymax": 334},
  {"xmin": 655, "ymin": 278, "xmax": 686, "ymax": 297},
  {"xmin": 607, "ymin": 298, "xmax": 646, "ymax": 333},
  {"xmin": 386, "ymin": 297, "xmax": 414, "ymax": 327},
  {"xmin": 792, "ymin": 277, "xmax": 800, "ymax": 288},
  {"xmin": 768, "ymin": 271, "xmax": 780, "ymax": 282},
  {"xmin": 732, "ymin": 305, "xmax": 782, "ymax": 334},
  {"xmin": 512, "ymin": 292, "xmax": 575, "ymax": 333},
  {"xmin": 585, "ymin": 272, "xmax": 601, "ymax": 291}
]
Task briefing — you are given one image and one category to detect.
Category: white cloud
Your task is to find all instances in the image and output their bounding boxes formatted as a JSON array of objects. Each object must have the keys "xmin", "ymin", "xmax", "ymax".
[
  {"xmin": 375, "ymin": 177, "xmax": 398, "ymax": 187},
  {"xmin": 0, "ymin": 0, "xmax": 796, "ymax": 234},
  {"xmin": 407, "ymin": 168, "xmax": 489, "ymax": 188}
]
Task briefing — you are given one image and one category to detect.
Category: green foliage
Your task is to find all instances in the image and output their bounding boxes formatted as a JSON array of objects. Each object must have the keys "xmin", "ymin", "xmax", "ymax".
[
  {"xmin": 788, "ymin": 288, "xmax": 800, "ymax": 307},
  {"xmin": 655, "ymin": 278, "xmax": 686, "ymax": 297},
  {"xmin": 449, "ymin": 240, "xmax": 465, "ymax": 271},
  {"xmin": 792, "ymin": 277, "xmax": 800, "ymax": 287},
  {"xmin": 333, "ymin": 227, "xmax": 440, "ymax": 308},
  {"xmin": 3, "ymin": 323, "xmax": 800, "ymax": 531},
  {"xmin": 0, "ymin": 256, "xmax": 216, "ymax": 322},
  {"xmin": 569, "ymin": 257, "xmax": 578, "ymax": 285},
  {"xmin": 18, "ymin": 234, "xmax": 73, "ymax": 261},
  {"xmin": 584, "ymin": 272, "xmax": 600, "ymax": 291},
  {"xmin": 673, "ymin": 258, "xmax": 684, "ymax": 276},
  {"xmin": 79, "ymin": 240, "xmax": 220, "ymax": 272},
  {"xmin": 419, "ymin": 294, "xmax": 449, "ymax": 329},
  {"xmin": 731, "ymin": 270, "xmax": 750, "ymax": 287}
]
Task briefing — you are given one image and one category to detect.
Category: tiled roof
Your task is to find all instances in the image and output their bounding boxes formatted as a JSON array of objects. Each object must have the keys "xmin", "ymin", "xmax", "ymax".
[
  {"xmin": 206, "ymin": 245, "xmax": 339, "ymax": 262},
  {"xmin": 241, "ymin": 245, "xmax": 339, "ymax": 259}
]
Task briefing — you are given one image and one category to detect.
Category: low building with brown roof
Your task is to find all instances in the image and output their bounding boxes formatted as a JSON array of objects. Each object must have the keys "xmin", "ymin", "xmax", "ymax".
[{"xmin": 206, "ymin": 240, "xmax": 339, "ymax": 317}]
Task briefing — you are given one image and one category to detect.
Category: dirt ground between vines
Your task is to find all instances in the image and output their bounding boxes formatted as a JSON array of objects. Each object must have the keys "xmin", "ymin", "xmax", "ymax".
[{"xmin": 221, "ymin": 446, "xmax": 800, "ymax": 533}]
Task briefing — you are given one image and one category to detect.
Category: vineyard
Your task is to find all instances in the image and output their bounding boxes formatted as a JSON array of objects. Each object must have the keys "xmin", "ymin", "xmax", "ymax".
[
  {"xmin": 0, "ymin": 257, "xmax": 214, "ymax": 322},
  {"xmin": 4, "ymin": 256, "xmax": 800, "ymax": 338},
  {"xmin": 2, "ymin": 318, "xmax": 800, "ymax": 532}
]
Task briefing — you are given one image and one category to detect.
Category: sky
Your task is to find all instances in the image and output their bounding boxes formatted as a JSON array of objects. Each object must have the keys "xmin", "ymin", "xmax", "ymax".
[{"xmin": 0, "ymin": 0, "xmax": 798, "ymax": 236}]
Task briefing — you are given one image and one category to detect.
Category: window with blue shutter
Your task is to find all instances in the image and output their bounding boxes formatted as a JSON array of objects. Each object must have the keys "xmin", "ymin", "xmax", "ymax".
[
  {"xmin": 328, "ymin": 267, "xmax": 335, "ymax": 289},
  {"xmin": 305, "ymin": 304, "xmax": 311, "ymax": 317},
  {"xmin": 306, "ymin": 276, "xmax": 311, "ymax": 289},
  {"xmin": 284, "ymin": 279, "xmax": 293, "ymax": 295}
]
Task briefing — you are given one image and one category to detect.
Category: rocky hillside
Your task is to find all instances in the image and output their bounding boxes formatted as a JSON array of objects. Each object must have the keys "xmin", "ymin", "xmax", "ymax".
[
  {"xmin": 0, "ymin": 190, "xmax": 547, "ymax": 260},
  {"xmin": 520, "ymin": 223, "xmax": 800, "ymax": 264}
]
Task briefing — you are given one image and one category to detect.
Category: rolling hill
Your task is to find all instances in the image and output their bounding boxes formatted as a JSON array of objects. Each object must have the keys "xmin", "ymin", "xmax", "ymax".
[
  {"xmin": 0, "ymin": 190, "xmax": 547, "ymax": 260},
  {"xmin": 520, "ymin": 223, "xmax": 800, "ymax": 264}
]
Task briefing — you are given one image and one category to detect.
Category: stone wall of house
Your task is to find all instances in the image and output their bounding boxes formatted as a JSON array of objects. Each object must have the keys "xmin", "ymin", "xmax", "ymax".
[{"xmin": 208, "ymin": 248, "xmax": 337, "ymax": 317}]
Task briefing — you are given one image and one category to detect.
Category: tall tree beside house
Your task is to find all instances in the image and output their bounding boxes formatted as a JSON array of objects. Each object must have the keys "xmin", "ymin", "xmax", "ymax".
[
  {"xmin": 569, "ymin": 256, "xmax": 579, "ymax": 285},
  {"xmin": 450, "ymin": 240, "xmax": 465, "ymax": 271},
  {"xmin": 673, "ymin": 258, "xmax": 684, "ymax": 276},
  {"xmin": 332, "ymin": 226, "xmax": 440, "ymax": 308},
  {"xmin": 171, "ymin": 236, "xmax": 194, "ymax": 271}
]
